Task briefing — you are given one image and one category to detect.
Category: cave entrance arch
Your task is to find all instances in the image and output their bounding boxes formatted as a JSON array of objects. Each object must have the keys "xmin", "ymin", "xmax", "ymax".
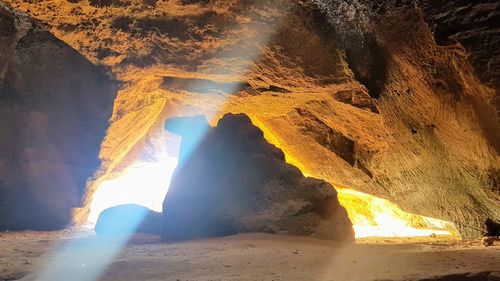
[{"xmin": 76, "ymin": 114, "xmax": 458, "ymax": 239}]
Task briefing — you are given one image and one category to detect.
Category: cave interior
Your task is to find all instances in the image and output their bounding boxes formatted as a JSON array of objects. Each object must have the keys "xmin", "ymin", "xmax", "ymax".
[{"xmin": 0, "ymin": 0, "xmax": 499, "ymax": 280}]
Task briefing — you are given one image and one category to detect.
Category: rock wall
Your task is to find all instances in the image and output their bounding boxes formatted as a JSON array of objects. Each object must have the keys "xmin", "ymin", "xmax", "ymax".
[
  {"xmin": 2, "ymin": 0, "xmax": 499, "ymax": 238},
  {"xmin": 419, "ymin": 0, "xmax": 500, "ymax": 92},
  {"xmin": 0, "ymin": 4, "xmax": 116, "ymax": 230},
  {"xmin": 162, "ymin": 113, "xmax": 354, "ymax": 242},
  {"xmin": 418, "ymin": 0, "xmax": 500, "ymax": 138}
]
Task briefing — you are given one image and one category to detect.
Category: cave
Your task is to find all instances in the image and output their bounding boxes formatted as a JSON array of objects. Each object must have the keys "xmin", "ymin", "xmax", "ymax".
[{"xmin": 1, "ymin": 0, "xmax": 499, "ymax": 280}]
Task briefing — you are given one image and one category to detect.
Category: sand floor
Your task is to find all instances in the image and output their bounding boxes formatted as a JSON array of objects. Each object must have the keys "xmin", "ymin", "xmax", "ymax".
[{"xmin": 1, "ymin": 231, "xmax": 499, "ymax": 281}]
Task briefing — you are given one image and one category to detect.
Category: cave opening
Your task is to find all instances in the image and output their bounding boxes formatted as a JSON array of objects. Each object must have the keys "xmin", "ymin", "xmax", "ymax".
[
  {"xmin": 81, "ymin": 115, "xmax": 458, "ymax": 239},
  {"xmin": 85, "ymin": 164, "xmax": 458, "ymax": 238},
  {"xmin": 85, "ymin": 158, "xmax": 178, "ymax": 225}
]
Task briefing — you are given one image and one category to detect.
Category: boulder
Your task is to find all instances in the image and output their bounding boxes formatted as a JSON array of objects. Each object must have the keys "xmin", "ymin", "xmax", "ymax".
[
  {"xmin": 162, "ymin": 113, "xmax": 354, "ymax": 242},
  {"xmin": 0, "ymin": 4, "xmax": 116, "ymax": 230},
  {"xmin": 95, "ymin": 204, "xmax": 162, "ymax": 235}
]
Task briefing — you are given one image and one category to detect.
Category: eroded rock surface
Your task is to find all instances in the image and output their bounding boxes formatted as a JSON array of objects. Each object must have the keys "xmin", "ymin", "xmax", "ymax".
[
  {"xmin": 419, "ymin": 0, "xmax": 500, "ymax": 91},
  {"xmin": 0, "ymin": 4, "xmax": 116, "ymax": 230},
  {"xmin": 3, "ymin": 0, "xmax": 499, "ymax": 238},
  {"xmin": 162, "ymin": 113, "xmax": 354, "ymax": 242},
  {"xmin": 418, "ymin": 0, "xmax": 500, "ymax": 134}
]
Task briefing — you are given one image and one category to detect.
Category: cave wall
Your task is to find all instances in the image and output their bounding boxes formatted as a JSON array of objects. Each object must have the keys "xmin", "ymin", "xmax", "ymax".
[
  {"xmin": 418, "ymin": 0, "xmax": 500, "ymax": 144},
  {"xmin": 0, "ymin": 4, "xmax": 116, "ymax": 230},
  {"xmin": 371, "ymin": 6, "xmax": 499, "ymax": 237},
  {"xmin": 2, "ymin": 0, "xmax": 499, "ymax": 237},
  {"xmin": 418, "ymin": 0, "xmax": 499, "ymax": 92}
]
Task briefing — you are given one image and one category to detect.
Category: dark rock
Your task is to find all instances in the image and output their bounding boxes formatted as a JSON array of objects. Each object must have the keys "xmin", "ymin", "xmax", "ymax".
[
  {"xmin": 96, "ymin": 47, "xmax": 120, "ymax": 60},
  {"xmin": 110, "ymin": 16, "xmax": 133, "ymax": 32},
  {"xmin": 485, "ymin": 218, "xmax": 500, "ymax": 237},
  {"xmin": 180, "ymin": 0, "xmax": 211, "ymax": 5},
  {"xmin": 419, "ymin": 271, "xmax": 500, "ymax": 281},
  {"xmin": 419, "ymin": 0, "xmax": 500, "ymax": 91},
  {"xmin": 255, "ymin": 85, "xmax": 291, "ymax": 94},
  {"xmin": 89, "ymin": 0, "xmax": 128, "ymax": 7},
  {"xmin": 418, "ymin": 1, "xmax": 500, "ymax": 141},
  {"xmin": 314, "ymin": 1, "xmax": 390, "ymax": 99},
  {"xmin": 0, "ymin": 4, "xmax": 116, "ymax": 230},
  {"xmin": 344, "ymin": 36, "xmax": 389, "ymax": 99},
  {"xmin": 95, "ymin": 204, "xmax": 162, "ymax": 235},
  {"xmin": 161, "ymin": 76, "xmax": 251, "ymax": 95},
  {"xmin": 294, "ymin": 108, "xmax": 356, "ymax": 166},
  {"xmin": 334, "ymin": 89, "xmax": 379, "ymax": 113},
  {"xmin": 267, "ymin": 85, "xmax": 291, "ymax": 94},
  {"xmin": 143, "ymin": 0, "xmax": 156, "ymax": 6},
  {"xmin": 162, "ymin": 113, "xmax": 354, "ymax": 242}
]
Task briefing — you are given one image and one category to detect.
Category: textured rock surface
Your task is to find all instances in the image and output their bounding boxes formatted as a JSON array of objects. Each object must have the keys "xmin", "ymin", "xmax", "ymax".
[
  {"xmin": 2, "ymin": 0, "xmax": 499, "ymax": 238},
  {"xmin": 162, "ymin": 113, "xmax": 354, "ymax": 242},
  {"xmin": 95, "ymin": 204, "xmax": 162, "ymax": 235},
  {"xmin": 419, "ymin": 0, "xmax": 500, "ymax": 91},
  {"xmin": 418, "ymin": 0, "xmax": 500, "ymax": 133},
  {"xmin": 0, "ymin": 4, "xmax": 116, "ymax": 230}
]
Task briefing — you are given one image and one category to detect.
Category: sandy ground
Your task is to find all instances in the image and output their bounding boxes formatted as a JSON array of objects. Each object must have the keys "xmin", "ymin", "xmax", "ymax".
[{"xmin": 1, "ymin": 231, "xmax": 499, "ymax": 281}]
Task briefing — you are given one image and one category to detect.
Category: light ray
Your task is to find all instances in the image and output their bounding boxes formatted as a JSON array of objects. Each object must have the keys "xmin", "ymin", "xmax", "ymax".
[{"xmin": 36, "ymin": 3, "xmax": 289, "ymax": 281}]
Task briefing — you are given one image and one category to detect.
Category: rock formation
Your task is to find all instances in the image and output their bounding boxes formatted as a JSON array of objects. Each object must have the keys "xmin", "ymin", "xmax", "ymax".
[
  {"xmin": 95, "ymin": 204, "xmax": 162, "ymax": 235},
  {"xmin": 0, "ymin": 4, "xmax": 116, "ymax": 230},
  {"xmin": 418, "ymin": 0, "xmax": 500, "ymax": 145},
  {"xmin": 162, "ymin": 113, "xmax": 354, "ymax": 242},
  {"xmin": 1, "ymin": 0, "xmax": 498, "ymax": 238},
  {"xmin": 419, "ymin": 0, "xmax": 500, "ymax": 92}
]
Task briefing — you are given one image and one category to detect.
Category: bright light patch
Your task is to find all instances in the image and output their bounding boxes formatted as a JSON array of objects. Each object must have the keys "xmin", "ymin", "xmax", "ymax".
[
  {"xmin": 337, "ymin": 188, "xmax": 457, "ymax": 238},
  {"xmin": 87, "ymin": 157, "xmax": 178, "ymax": 224}
]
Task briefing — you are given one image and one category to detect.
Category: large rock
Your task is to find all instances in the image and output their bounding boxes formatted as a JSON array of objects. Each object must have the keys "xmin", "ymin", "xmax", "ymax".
[
  {"xmin": 162, "ymin": 113, "xmax": 354, "ymax": 242},
  {"xmin": 0, "ymin": 4, "xmax": 116, "ymax": 230},
  {"xmin": 95, "ymin": 204, "xmax": 162, "ymax": 235}
]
